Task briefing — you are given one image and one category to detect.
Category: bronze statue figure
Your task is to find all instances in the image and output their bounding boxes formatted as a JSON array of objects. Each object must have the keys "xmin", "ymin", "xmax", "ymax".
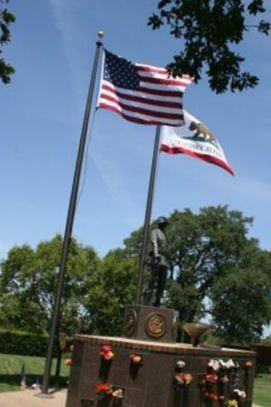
[{"xmin": 144, "ymin": 216, "xmax": 169, "ymax": 307}]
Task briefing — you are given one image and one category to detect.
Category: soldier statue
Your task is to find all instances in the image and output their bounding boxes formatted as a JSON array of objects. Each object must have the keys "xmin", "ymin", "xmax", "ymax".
[{"xmin": 144, "ymin": 216, "xmax": 169, "ymax": 307}]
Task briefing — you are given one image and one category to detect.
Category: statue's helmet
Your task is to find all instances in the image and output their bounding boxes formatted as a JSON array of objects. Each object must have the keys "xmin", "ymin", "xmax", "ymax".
[{"xmin": 156, "ymin": 216, "xmax": 168, "ymax": 225}]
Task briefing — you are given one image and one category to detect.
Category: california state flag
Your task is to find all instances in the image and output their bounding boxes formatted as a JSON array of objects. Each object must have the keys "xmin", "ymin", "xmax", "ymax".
[{"xmin": 161, "ymin": 111, "xmax": 235, "ymax": 176}]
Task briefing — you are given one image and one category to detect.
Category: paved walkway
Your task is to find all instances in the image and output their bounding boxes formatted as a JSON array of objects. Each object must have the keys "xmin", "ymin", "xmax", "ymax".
[
  {"xmin": 0, "ymin": 389, "xmax": 264, "ymax": 407},
  {"xmin": 0, "ymin": 389, "xmax": 67, "ymax": 406}
]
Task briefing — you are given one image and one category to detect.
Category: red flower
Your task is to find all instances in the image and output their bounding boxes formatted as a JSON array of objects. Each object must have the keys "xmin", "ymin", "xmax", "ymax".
[
  {"xmin": 100, "ymin": 345, "xmax": 114, "ymax": 361},
  {"xmin": 94, "ymin": 383, "xmax": 113, "ymax": 395},
  {"xmin": 204, "ymin": 391, "xmax": 218, "ymax": 401}
]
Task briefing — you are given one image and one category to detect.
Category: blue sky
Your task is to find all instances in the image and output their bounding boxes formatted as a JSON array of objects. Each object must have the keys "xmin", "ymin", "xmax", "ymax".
[{"xmin": 1, "ymin": 0, "xmax": 271, "ymax": 261}]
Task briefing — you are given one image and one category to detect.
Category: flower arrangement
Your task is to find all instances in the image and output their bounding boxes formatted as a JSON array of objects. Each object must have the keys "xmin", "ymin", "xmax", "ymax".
[
  {"xmin": 175, "ymin": 372, "xmax": 193, "ymax": 387},
  {"xmin": 208, "ymin": 359, "xmax": 220, "ymax": 372},
  {"xmin": 94, "ymin": 384, "xmax": 124, "ymax": 401},
  {"xmin": 130, "ymin": 353, "xmax": 143, "ymax": 365},
  {"xmin": 202, "ymin": 358, "xmax": 245, "ymax": 406},
  {"xmin": 176, "ymin": 360, "xmax": 186, "ymax": 370},
  {"xmin": 204, "ymin": 391, "xmax": 218, "ymax": 402},
  {"xmin": 95, "ymin": 383, "xmax": 113, "ymax": 396},
  {"xmin": 65, "ymin": 358, "xmax": 72, "ymax": 367},
  {"xmin": 225, "ymin": 359, "xmax": 237, "ymax": 370},
  {"xmin": 220, "ymin": 374, "xmax": 229, "ymax": 384},
  {"xmin": 204, "ymin": 390, "xmax": 220, "ymax": 407},
  {"xmin": 245, "ymin": 360, "xmax": 253, "ymax": 368},
  {"xmin": 205, "ymin": 372, "xmax": 219, "ymax": 384},
  {"xmin": 100, "ymin": 345, "xmax": 114, "ymax": 362},
  {"xmin": 233, "ymin": 389, "xmax": 246, "ymax": 400},
  {"xmin": 112, "ymin": 389, "xmax": 124, "ymax": 399},
  {"xmin": 225, "ymin": 389, "xmax": 246, "ymax": 407}
]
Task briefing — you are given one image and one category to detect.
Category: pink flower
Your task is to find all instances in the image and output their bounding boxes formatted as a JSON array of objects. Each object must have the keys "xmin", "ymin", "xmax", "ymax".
[
  {"xmin": 205, "ymin": 373, "xmax": 219, "ymax": 384},
  {"xmin": 100, "ymin": 345, "xmax": 114, "ymax": 361},
  {"xmin": 130, "ymin": 353, "xmax": 143, "ymax": 364}
]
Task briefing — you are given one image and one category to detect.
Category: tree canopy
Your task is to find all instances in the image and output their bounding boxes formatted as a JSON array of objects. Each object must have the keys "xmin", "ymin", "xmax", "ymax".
[
  {"xmin": 0, "ymin": 206, "xmax": 270, "ymax": 344},
  {"xmin": 0, "ymin": 0, "xmax": 15, "ymax": 84},
  {"xmin": 148, "ymin": 0, "xmax": 270, "ymax": 93},
  {"xmin": 0, "ymin": 236, "xmax": 137, "ymax": 337},
  {"xmin": 124, "ymin": 206, "xmax": 271, "ymax": 343},
  {"xmin": 84, "ymin": 249, "xmax": 137, "ymax": 336},
  {"xmin": 0, "ymin": 235, "xmax": 100, "ymax": 335}
]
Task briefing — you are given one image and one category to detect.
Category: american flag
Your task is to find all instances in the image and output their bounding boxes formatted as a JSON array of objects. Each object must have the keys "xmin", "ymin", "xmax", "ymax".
[{"xmin": 97, "ymin": 50, "xmax": 193, "ymax": 126}]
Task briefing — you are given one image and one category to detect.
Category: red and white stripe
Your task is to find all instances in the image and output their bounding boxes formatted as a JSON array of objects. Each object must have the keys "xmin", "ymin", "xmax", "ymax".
[
  {"xmin": 160, "ymin": 111, "xmax": 235, "ymax": 176},
  {"xmin": 98, "ymin": 63, "xmax": 193, "ymax": 126}
]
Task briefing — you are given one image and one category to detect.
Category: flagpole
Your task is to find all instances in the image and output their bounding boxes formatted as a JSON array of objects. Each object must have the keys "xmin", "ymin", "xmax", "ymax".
[
  {"xmin": 136, "ymin": 125, "xmax": 162, "ymax": 304},
  {"xmin": 39, "ymin": 31, "xmax": 104, "ymax": 397}
]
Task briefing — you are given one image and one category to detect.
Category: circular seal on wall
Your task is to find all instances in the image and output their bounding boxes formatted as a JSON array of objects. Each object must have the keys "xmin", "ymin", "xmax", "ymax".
[
  {"xmin": 145, "ymin": 313, "xmax": 167, "ymax": 339},
  {"xmin": 123, "ymin": 309, "xmax": 137, "ymax": 337}
]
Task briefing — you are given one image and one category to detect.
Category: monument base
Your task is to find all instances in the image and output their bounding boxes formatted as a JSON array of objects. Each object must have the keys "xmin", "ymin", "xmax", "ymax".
[
  {"xmin": 122, "ymin": 305, "xmax": 177, "ymax": 342},
  {"xmin": 66, "ymin": 334, "xmax": 256, "ymax": 407}
]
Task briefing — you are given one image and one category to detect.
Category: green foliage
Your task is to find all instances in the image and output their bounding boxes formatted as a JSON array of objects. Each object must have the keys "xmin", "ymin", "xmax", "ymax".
[
  {"xmin": 211, "ymin": 249, "xmax": 271, "ymax": 343},
  {"xmin": 124, "ymin": 206, "xmax": 271, "ymax": 342},
  {"xmin": 0, "ymin": 0, "xmax": 15, "ymax": 84},
  {"xmin": 148, "ymin": 0, "xmax": 270, "ymax": 93},
  {"xmin": 0, "ymin": 329, "xmax": 53, "ymax": 357},
  {"xmin": 0, "ymin": 237, "xmax": 137, "ymax": 338},
  {"xmin": 0, "ymin": 235, "xmax": 100, "ymax": 335},
  {"xmin": 0, "ymin": 207, "xmax": 270, "ymax": 344},
  {"xmin": 84, "ymin": 249, "xmax": 137, "ymax": 336},
  {"xmin": 259, "ymin": 335, "xmax": 271, "ymax": 345}
]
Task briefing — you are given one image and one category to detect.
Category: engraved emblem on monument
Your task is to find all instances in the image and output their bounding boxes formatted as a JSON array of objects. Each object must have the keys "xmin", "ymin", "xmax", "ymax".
[
  {"xmin": 145, "ymin": 313, "xmax": 167, "ymax": 339},
  {"xmin": 123, "ymin": 309, "xmax": 137, "ymax": 337}
]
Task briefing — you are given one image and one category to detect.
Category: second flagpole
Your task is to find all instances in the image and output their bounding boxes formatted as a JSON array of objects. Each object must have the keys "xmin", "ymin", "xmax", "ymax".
[{"xmin": 136, "ymin": 125, "xmax": 162, "ymax": 304}]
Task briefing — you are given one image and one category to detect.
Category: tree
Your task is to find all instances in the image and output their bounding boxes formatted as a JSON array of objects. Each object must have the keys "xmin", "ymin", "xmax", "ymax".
[
  {"xmin": 124, "ymin": 206, "xmax": 271, "ymax": 343},
  {"xmin": 0, "ymin": 0, "xmax": 15, "ymax": 84},
  {"xmin": 84, "ymin": 249, "xmax": 137, "ymax": 336},
  {"xmin": 211, "ymin": 246, "xmax": 271, "ymax": 343},
  {"xmin": 148, "ymin": 0, "xmax": 270, "ymax": 93},
  {"xmin": 0, "ymin": 235, "xmax": 100, "ymax": 335}
]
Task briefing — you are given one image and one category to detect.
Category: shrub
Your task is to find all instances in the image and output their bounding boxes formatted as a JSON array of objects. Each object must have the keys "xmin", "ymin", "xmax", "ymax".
[{"xmin": 0, "ymin": 329, "xmax": 59, "ymax": 357}]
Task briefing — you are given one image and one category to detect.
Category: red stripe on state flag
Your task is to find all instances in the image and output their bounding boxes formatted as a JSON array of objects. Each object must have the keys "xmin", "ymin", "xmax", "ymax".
[
  {"xmin": 160, "ymin": 110, "xmax": 235, "ymax": 176},
  {"xmin": 161, "ymin": 144, "xmax": 235, "ymax": 176}
]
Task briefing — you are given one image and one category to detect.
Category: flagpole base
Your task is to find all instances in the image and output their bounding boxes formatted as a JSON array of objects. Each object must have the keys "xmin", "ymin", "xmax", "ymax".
[{"xmin": 35, "ymin": 392, "xmax": 54, "ymax": 399}]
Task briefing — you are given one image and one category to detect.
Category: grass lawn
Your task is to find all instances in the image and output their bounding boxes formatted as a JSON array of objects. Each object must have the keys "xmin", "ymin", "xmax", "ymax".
[
  {"xmin": 0, "ymin": 353, "xmax": 70, "ymax": 393},
  {"xmin": 253, "ymin": 374, "xmax": 271, "ymax": 407}
]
